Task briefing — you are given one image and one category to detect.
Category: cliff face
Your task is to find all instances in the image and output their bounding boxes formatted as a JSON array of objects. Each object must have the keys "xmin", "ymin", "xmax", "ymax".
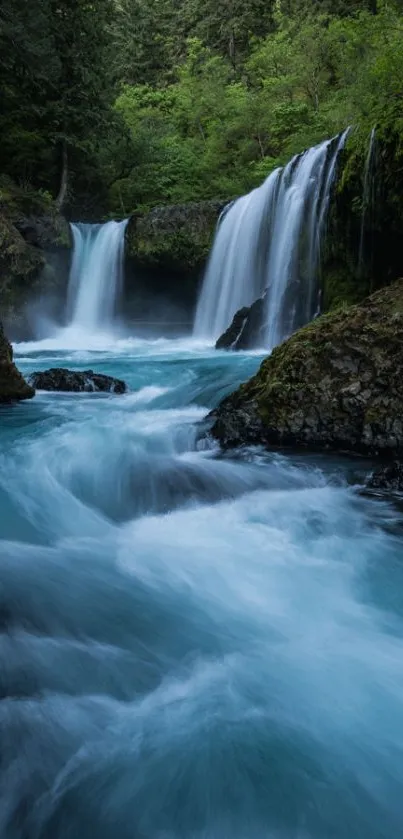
[
  {"xmin": 321, "ymin": 134, "xmax": 403, "ymax": 311},
  {"xmin": 210, "ymin": 279, "xmax": 403, "ymax": 457},
  {"xmin": 0, "ymin": 321, "xmax": 34, "ymax": 402},
  {"xmin": 126, "ymin": 200, "xmax": 225, "ymax": 272},
  {"xmin": 0, "ymin": 176, "xmax": 71, "ymax": 336}
]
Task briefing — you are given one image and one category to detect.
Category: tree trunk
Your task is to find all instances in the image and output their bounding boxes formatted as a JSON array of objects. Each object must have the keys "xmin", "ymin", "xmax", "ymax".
[{"xmin": 56, "ymin": 142, "xmax": 68, "ymax": 210}]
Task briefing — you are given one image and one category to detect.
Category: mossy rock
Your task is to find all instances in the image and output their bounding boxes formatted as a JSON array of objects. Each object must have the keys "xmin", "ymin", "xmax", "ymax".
[
  {"xmin": 0, "ymin": 174, "xmax": 70, "ymax": 249},
  {"xmin": 0, "ymin": 321, "xmax": 34, "ymax": 402},
  {"xmin": 0, "ymin": 213, "xmax": 45, "ymax": 294},
  {"xmin": 321, "ymin": 131, "xmax": 403, "ymax": 312},
  {"xmin": 0, "ymin": 177, "xmax": 71, "ymax": 330},
  {"xmin": 210, "ymin": 279, "xmax": 403, "ymax": 456},
  {"xmin": 126, "ymin": 200, "xmax": 226, "ymax": 272}
]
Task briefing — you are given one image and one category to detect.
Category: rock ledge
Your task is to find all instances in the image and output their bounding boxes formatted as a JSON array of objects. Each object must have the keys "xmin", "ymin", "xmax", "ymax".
[{"xmin": 210, "ymin": 280, "xmax": 403, "ymax": 456}]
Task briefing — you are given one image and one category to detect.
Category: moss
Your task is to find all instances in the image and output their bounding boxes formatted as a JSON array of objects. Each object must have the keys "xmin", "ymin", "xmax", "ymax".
[
  {"xmin": 210, "ymin": 279, "xmax": 403, "ymax": 456},
  {"xmin": 126, "ymin": 200, "xmax": 225, "ymax": 272},
  {"xmin": 0, "ymin": 321, "xmax": 34, "ymax": 402},
  {"xmin": 320, "ymin": 131, "xmax": 403, "ymax": 315},
  {"xmin": 0, "ymin": 176, "xmax": 71, "ymax": 326},
  {"xmin": 0, "ymin": 214, "xmax": 44, "ymax": 292}
]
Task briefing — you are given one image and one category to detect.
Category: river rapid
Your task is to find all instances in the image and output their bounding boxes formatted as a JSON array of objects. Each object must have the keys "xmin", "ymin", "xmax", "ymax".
[{"xmin": 1, "ymin": 336, "xmax": 403, "ymax": 839}]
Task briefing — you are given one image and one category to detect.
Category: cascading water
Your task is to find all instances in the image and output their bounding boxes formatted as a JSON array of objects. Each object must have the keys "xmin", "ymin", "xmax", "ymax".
[
  {"xmin": 3, "ymin": 335, "xmax": 403, "ymax": 839},
  {"xmin": 67, "ymin": 220, "xmax": 128, "ymax": 332},
  {"xmin": 194, "ymin": 130, "xmax": 350, "ymax": 348},
  {"xmin": 358, "ymin": 127, "xmax": 377, "ymax": 277}
]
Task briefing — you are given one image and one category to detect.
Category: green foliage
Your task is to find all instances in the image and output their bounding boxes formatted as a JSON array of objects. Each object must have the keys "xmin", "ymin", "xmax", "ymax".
[
  {"xmin": 0, "ymin": 0, "xmax": 118, "ymax": 202},
  {"xmin": 1, "ymin": 0, "xmax": 403, "ymax": 215}
]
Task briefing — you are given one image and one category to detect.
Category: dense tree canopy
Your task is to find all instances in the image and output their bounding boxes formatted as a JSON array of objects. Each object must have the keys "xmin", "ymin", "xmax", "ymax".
[{"xmin": 0, "ymin": 0, "xmax": 402, "ymax": 214}]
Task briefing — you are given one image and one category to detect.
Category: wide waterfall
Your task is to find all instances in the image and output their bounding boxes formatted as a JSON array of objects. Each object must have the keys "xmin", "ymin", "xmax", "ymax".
[
  {"xmin": 194, "ymin": 130, "xmax": 350, "ymax": 348},
  {"xmin": 67, "ymin": 220, "xmax": 128, "ymax": 332}
]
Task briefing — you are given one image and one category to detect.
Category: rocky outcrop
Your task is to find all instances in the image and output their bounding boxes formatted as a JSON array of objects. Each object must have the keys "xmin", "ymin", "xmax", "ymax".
[
  {"xmin": 0, "ymin": 321, "xmax": 35, "ymax": 403},
  {"xmin": 29, "ymin": 368, "xmax": 127, "ymax": 394},
  {"xmin": 216, "ymin": 294, "xmax": 267, "ymax": 350},
  {"xmin": 209, "ymin": 280, "xmax": 403, "ymax": 456},
  {"xmin": 126, "ymin": 200, "xmax": 226, "ymax": 273},
  {"xmin": 366, "ymin": 461, "xmax": 403, "ymax": 492},
  {"xmin": 0, "ymin": 176, "xmax": 71, "ymax": 336},
  {"xmin": 321, "ymin": 133, "xmax": 403, "ymax": 312}
]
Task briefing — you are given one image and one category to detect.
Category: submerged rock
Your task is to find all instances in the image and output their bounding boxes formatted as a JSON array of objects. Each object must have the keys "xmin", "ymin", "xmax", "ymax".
[
  {"xmin": 209, "ymin": 279, "xmax": 403, "ymax": 456},
  {"xmin": 367, "ymin": 461, "xmax": 403, "ymax": 492},
  {"xmin": 0, "ymin": 321, "xmax": 35, "ymax": 402},
  {"xmin": 215, "ymin": 293, "xmax": 267, "ymax": 350},
  {"xmin": 29, "ymin": 368, "xmax": 127, "ymax": 394}
]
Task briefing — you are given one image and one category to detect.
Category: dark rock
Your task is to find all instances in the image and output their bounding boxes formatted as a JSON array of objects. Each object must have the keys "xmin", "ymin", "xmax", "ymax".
[
  {"xmin": 367, "ymin": 461, "xmax": 403, "ymax": 491},
  {"xmin": 0, "ymin": 177, "xmax": 71, "ymax": 337},
  {"xmin": 13, "ymin": 214, "xmax": 70, "ymax": 251},
  {"xmin": 28, "ymin": 368, "xmax": 127, "ymax": 394},
  {"xmin": 209, "ymin": 279, "xmax": 403, "ymax": 456},
  {"xmin": 126, "ymin": 200, "xmax": 226, "ymax": 273},
  {"xmin": 215, "ymin": 293, "xmax": 267, "ymax": 350},
  {"xmin": 0, "ymin": 322, "xmax": 35, "ymax": 403}
]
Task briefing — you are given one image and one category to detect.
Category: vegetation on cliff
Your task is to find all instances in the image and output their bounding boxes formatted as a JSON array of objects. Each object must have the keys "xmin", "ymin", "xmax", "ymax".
[
  {"xmin": 0, "ymin": 176, "xmax": 70, "ymax": 328},
  {"xmin": 210, "ymin": 279, "xmax": 403, "ymax": 456},
  {"xmin": 126, "ymin": 200, "xmax": 225, "ymax": 271}
]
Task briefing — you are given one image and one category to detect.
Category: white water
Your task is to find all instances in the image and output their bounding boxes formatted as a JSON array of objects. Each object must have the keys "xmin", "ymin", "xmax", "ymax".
[
  {"xmin": 358, "ymin": 127, "xmax": 377, "ymax": 276},
  {"xmin": 2, "ymin": 336, "xmax": 403, "ymax": 839},
  {"xmin": 194, "ymin": 130, "xmax": 350, "ymax": 347},
  {"xmin": 67, "ymin": 220, "xmax": 128, "ymax": 332}
]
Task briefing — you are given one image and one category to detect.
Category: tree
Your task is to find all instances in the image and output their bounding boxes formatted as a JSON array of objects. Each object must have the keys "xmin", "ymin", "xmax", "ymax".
[{"xmin": 0, "ymin": 0, "xmax": 116, "ymax": 202}]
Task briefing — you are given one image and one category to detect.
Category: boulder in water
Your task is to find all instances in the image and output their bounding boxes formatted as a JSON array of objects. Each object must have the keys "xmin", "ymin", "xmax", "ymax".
[
  {"xmin": 209, "ymin": 279, "xmax": 403, "ymax": 456},
  {"xmin": 29, "ymin": 368, "xmax": 127, "ymax": 394},
  {"xmin": 215, "ymin": 293, "xmax": 267, "ymax": 350},
  {"xmin": 0, "ymin": 321, "xmax": 35, "ymax": 402},
  {"xmin": 366, "ymin": 461, "xmax": 403, "ymax": 492}
]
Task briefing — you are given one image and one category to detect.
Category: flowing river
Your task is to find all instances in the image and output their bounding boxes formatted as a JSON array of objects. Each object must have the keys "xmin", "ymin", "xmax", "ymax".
[{"xmin": 1, "ymin": 335, "xmax": 403, "ymax": 838}]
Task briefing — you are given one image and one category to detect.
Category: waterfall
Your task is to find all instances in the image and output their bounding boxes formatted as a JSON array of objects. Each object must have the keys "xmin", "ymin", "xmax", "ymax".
[
  {"xmin": 67, "ymin": 220, "xmax": 128, "ymax": 332},
  {"xmin": 358, "ymin": 127, "xmax": 377, "ymax": 277},
  {"xmin": 194, "ymin": 130, "xmax": 350, "ymax": 349}
]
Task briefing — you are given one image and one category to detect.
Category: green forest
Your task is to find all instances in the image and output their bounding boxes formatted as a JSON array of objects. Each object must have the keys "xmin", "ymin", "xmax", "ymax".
[{"xmin": 1, "ymin": 0, "xmax": 402, "ymax": 215}]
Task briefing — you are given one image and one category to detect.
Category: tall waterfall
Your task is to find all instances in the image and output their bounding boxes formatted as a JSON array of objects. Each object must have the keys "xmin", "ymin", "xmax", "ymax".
[
  {"xmin": 194, "ymin": 130, "xmax": 350, "ymax": 348},
  {"xmin": 67, "ymin": 220, "xmax": 128, "ymax": 331}
]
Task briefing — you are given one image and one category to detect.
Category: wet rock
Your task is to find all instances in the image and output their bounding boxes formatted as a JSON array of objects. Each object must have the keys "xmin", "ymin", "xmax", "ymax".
[
  {"xmin": 367, "ymin": 461, "xmax": 403, "ymax": 491},
  {"xmin": 126, "ymin": 200, "xmax": 226, "ymax": 272},
  {"xmin": 0, "ymin": 177, "xmax": 71, "ymax": 336},
  {"xmin": 209, "ymin": 279, "xmax": 403, "ymax": 456},
  {"xmin": 215, "ymin": 293, "xmax": 267, "ymax": 350},
  {"xmin": 28, "ymin": 368, "xmax": 127, "ymax": 394},
  {"xmin": 0, "ymin": 321, "xmax": 35, "ymax": 403}
]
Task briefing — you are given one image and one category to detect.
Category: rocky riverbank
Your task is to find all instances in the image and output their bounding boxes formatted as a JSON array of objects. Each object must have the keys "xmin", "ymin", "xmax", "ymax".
[
  {"xmin": 0, "ymin": 322, "xmax": 34, "ymax": 403},
  {"xmin": 209, "ymin": 280, "xmax": 403, "ymax": 458}
]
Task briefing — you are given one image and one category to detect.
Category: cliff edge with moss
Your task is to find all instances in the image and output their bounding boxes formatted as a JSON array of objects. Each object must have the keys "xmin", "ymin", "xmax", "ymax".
[
  {"xmin": 0, "ymin": 321, "xmax": 34, "ymax": 402},
  {"xmin": 0, "ymin": 176, "xmax": 71, "ymax": 335},
  {"xmin": 126, "ymin": 200, "xmax": 225, "ymax": 273},
  {"xmin": 210, "ymin": 280, "xmax": 403, "ymax": 456}
]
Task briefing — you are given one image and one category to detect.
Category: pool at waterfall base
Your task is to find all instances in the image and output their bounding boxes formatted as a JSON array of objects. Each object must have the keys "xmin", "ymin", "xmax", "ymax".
[{"xmin": 1, "ymin": 336, "xmax": 403, "ymax": 838}]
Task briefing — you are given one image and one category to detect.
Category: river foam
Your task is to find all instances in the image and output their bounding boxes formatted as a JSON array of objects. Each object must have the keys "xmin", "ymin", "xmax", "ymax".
[{"xmin": 1, "ymin": 340, "xmax": 403, "ymax": 839}]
